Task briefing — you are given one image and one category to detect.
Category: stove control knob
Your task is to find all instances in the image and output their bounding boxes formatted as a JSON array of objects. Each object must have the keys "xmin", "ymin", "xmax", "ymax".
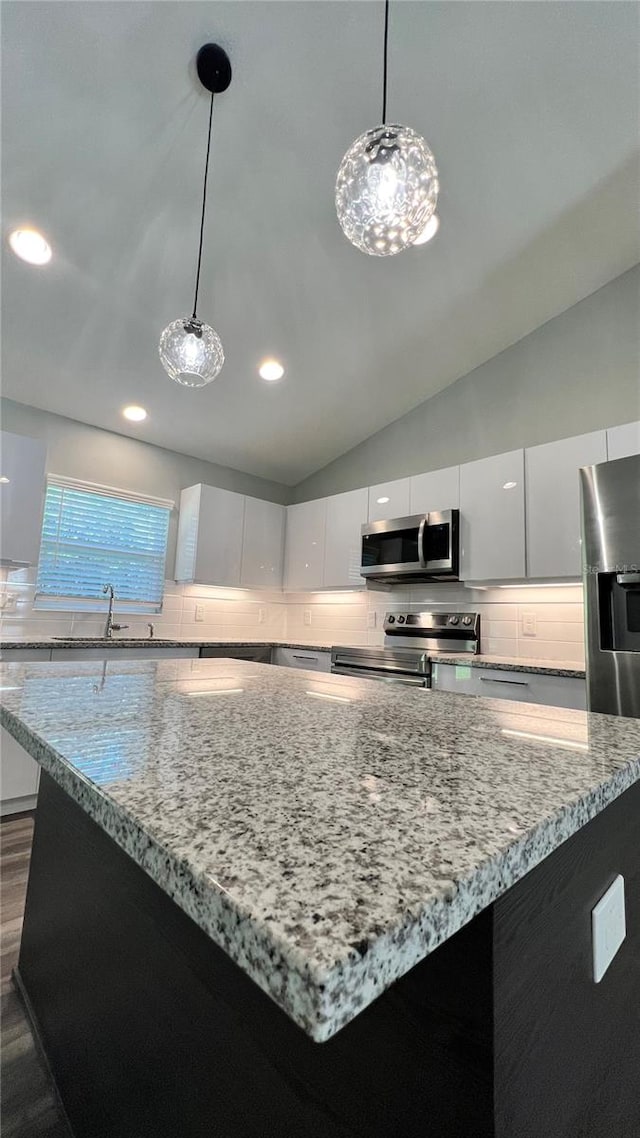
[
  {"xmin": 448, "ymin": 615, "xmax": 459, "ymax": 625},
  {"xmin": 462, "ymin": 616, "xmax": 473, "ymax": 627},
  {"xmin": 387, "ymin": 615, "xmax": 395, "ymax": 624},
  {"xmin": 397, "ymin": 615, "xmax": 405, "ymax": 624}
]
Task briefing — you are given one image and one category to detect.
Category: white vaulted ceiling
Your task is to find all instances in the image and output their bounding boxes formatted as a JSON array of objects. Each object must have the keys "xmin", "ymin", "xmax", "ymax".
[{"xmin": 2, "ymin": 1, "xmax": 639, "ymax": 484}]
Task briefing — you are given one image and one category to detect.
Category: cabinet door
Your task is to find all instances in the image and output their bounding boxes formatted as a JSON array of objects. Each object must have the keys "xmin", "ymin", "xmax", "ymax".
[
  {"xmin": 284, "ymin": 500, "xmax": 326, "ymax": 591},
  {"xmin": 367, "ymin": 478, "xmax": 411, "ymax": 522},
  {"xmin": 240, "ymin": 497, "xmax": 285, "ymax": 588},
  {"xmin": 194, "ymin": 486, "xmax": 245, "ymax": 587},
  {"xmin": 459, "ymin": 450, "xmax": 525, "ymax": 581},
  {"xmin": 273, "ymin": 647, "xmax": 331, "ymax": 672},
  {"xmin": 323, "ymin": 488, "xmax": 368, "ymax": 588},
  {"xmin": 607, "ymin": 421, "xmax": 640, "ymax": 461},
  {"xmin": 174, "ymin": 485, "xmax": 201, "ymax": 582},
  {"xmin": 0, "ymin": 430, "xmax": 47, "ymax": 565},
  {"xmin": 50, "ymin": 647, "xmax": 200, "ymax": 660},
  {"xmin": 525, "ymin": 431, "xmax": 606, "ymax": 578},
  {"xmin": 0, "ymin": 726, "xmax": 40, "ymax": 813},
  {"xmin": 409, "ymin": 466, "xmax": 459, "ymax": 514}
]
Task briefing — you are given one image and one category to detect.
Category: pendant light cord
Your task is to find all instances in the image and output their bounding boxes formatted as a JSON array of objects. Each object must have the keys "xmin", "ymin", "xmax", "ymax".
[
  {"xmin": 191, "ymin": 91, "xmax": 215, "ymax": 321},
  {"xmin": 382, "ymin": 0, "xmax": 389, "ymax": 124}
]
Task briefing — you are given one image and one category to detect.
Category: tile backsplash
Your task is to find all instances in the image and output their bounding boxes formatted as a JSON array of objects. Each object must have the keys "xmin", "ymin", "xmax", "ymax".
[
  {"xmin": 284, "ymin": 583, "xmax": 586, "ymax": 664},
  {"xmin": 0, "ymin": 569, "xmax": 584, "ymax": 664}
]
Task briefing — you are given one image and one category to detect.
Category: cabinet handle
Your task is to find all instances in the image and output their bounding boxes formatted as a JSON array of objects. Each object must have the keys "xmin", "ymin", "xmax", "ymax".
[
  {"xmin": 293, "ymin": 654, "xmax": 317, "ymax": 661},
  {"xmin": 479, "ymin": 676, "xmax": 529, "ymax": 686}
]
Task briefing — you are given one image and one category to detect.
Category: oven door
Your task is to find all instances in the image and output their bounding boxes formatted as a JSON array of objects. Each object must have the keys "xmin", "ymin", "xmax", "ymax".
[{"xmin": 360, "ymin": 514, "xmax": 426, "ymax": 580}]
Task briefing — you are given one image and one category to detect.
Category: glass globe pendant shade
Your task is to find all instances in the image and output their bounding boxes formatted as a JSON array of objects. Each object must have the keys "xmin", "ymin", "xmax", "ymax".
[
  {"xmin": 335, "ymin": 124, "xmax": 439, "ymax": 256},
  {"xmin": 158, "ymin": 317, "xmax": 224, "ymax": 388}
]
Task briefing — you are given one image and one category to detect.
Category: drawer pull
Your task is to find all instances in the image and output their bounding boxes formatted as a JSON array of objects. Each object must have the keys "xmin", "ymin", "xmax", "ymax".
[
  {"xmin": 293, "ymin": 654, "xmax": 317, "ymax": 661},
  {"xmin": 479, "ymin": 676, "xmax": 529, "ymax": 686}
]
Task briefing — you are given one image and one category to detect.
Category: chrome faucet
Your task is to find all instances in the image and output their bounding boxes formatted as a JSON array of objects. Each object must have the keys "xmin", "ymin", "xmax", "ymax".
[{"xmin": 102, "ymin": 584, "xmax": 129, "ymax": 639}]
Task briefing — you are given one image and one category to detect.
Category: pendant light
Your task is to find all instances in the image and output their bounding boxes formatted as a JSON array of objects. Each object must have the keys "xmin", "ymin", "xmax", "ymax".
[
  {"xmin": 335, "ymin": 1, "xmax": 439, "ymax": 257},
  {"xmin": 159, "ymin": 44, "xmax": 231, "ymax": 388}
]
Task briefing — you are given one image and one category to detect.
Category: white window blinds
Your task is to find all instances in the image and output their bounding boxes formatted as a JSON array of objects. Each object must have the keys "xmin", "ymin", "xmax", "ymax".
[{"xmin": 35, "ymin": 476, "xmax": 172, "ymax": 613}]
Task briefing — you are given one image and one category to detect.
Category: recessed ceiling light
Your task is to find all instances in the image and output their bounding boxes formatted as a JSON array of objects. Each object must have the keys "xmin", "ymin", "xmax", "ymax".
[
  {"xmin": 122, "ymin": 405, "xmax": 147, "ymax": 422},
  {"xmin": 413, "ymin": 214, "xmax": 440, "ymax": 246},
  {"xmin": 376, "ymin": 496, "xmax": 390, "ymax": 504},
  {"xmin": 8, "ymin": 227, "xmax": 52, "ymax": 265},
  {"xmin": 0, "ymin": 476, "xmax": 10, "ymax": 484},
  {"xmin": 259, "ymin": 359, "xmax": 284, "ymax": 382},
  {"xmin": 503, "ymin": 481, "xmax": 517, "ymax": 490}
]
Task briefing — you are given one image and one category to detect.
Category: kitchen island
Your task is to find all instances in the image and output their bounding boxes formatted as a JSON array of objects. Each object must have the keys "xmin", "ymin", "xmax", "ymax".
[{"xmin": 1, "ymin": 656, "xmax": 638, "ymax": 1137}]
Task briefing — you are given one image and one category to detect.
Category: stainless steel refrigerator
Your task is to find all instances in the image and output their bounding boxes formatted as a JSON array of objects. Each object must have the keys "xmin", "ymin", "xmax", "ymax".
[{"xmin": 580, "ymin": 453, "xmax": 640, "ymax": 718}]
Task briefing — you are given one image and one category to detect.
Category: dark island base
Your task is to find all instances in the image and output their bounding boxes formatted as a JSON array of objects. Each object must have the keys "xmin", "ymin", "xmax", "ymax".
[{"xmin": 16, "ymin": 773, "xmax": 640, "ymax": 1138}]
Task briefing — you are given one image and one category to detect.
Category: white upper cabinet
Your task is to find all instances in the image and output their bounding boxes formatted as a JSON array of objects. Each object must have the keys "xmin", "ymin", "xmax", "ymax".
[
  {"xmin": 284, "ymin": 499, "xmax": 327, "ymax": 591},
  {"xmin": 175, "ymin": 484, "xmax": 245, "ymax": 586},
  {"xmin": 240, "ymin": 497, "xmax": 285, "ymax": 588},
  {"xmin": 367, "ymin": 477, "xmax": 411, "ymax": 522},
  {"xmin": 409, "ymin": 465, "xmax": 460, "ymax": 514},
  {"xmin": 607, "ymin": 421, "xmax": 640, "ymax": 461},
  {"xmin": 525, "ymin": 430, "xmax": 607, "ymax": 579},
  {"xmin": 459, "ymin": 450, "xmax": 525, "ymax": 581},
  {"xmin": 323, "ymin": 487, "xmax": 368, "ymax": 588},
  {"xmin": 0, "ymin": 430, "xmax": 47, "ymax": 566}
]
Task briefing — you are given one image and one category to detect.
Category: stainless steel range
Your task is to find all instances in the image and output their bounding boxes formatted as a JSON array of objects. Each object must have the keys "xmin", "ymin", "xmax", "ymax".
[{"xmin": 331, "ymin": 611, "xmax": 481, "ymax": 687}]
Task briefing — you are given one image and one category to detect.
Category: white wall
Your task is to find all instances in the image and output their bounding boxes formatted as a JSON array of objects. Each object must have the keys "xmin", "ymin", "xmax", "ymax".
[
  {"xmin": 0, "ymin": 398, "xmax": 291, "ymax": 578},
  {"xmin": 293, "ymin": 266, "xmax": 640, "ymax": 502}
]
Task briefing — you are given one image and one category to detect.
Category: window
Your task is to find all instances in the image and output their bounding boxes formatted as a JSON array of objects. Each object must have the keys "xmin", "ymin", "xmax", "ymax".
[{"xmin": 35, "ymin": 476, "xmax": 172, "ymax": 613}]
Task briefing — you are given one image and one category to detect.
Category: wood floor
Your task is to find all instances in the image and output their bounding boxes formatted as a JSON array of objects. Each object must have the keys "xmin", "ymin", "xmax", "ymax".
[{"xmin": 1, "ymin": 813, "xmax": 71, "ymax": 1138}]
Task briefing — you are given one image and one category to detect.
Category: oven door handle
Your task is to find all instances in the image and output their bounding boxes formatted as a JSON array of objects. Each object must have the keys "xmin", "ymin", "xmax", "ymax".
[{"xmin": 331, "ymin": 666, "xmax": 428, "ymax": 687}]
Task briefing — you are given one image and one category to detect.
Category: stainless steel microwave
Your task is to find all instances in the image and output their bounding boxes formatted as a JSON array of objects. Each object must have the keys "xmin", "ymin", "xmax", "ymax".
[{"xmin": 360, "ymin": 510, "xmax": 460, "ymax": 583}]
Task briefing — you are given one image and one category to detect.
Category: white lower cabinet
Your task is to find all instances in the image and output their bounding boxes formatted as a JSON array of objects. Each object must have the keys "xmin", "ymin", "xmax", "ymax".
[
  {"xmin": 432, "ymin": 663, "xmax": 586, "ymax": 710},
  {"xmin": 49, "ymin": 647, "xmax": 200, "ymax": 660},
  {"xmin": 273, "ymin": 647, "xmax": 331, "ymax": 672},
  {"xmin": 1, "ymin": 726, "xmax": 40, "ymax": 816},
  {"xmin": 459, "ymin": 450, "xmax": 525, "ymax": 581},
  {"xmin": 525, "ymin": 430, "xmax": 606, "ymax": 578}
]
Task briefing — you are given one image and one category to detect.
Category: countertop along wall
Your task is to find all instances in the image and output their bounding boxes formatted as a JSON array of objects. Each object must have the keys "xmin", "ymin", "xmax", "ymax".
[
  {"xmin": 292, "ymin": 265, "xmax": 640, "ymax": 502},
  {"xmin": 0, "ymin": 399, "xmax": 292, "ymax": 579}
]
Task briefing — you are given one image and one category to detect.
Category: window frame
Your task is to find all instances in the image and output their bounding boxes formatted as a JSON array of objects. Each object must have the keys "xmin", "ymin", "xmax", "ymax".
[{"xmin": 34, "ymin": 475, "xmax": 174, "ymax": 614}]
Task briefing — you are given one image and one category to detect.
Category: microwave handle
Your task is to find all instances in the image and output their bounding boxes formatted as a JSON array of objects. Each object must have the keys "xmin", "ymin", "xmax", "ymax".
[
  {"xmin": 616, "ymin": 573, "xmax": 640, "ymax": 588},
  {"xmin": 418, "ymin": 515, "xmax": 428, "ymax": 568}
]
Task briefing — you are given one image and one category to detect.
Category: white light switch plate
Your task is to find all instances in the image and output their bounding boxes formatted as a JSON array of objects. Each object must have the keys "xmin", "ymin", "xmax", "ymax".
[
  {"xmin": 258, "ymin": 608, "xmax": 266, "ymax": 624},
  {"xmin": 367, "ymin": 610, "xmax": 377, "ymax": 629},
  {"xmin": 195, "ymin": 604, "xmax": 204, "ymax": 623},
  {"xmin": 303, "ymin": 609, "xmax": 312, "ymax": 626},
  {"xmin": 592, "ymin": 874, "xmax": 626, "ymax": 983},
  {"xmin": 521, "ymin": 612, "xmax": 536, "ymax": 636}
]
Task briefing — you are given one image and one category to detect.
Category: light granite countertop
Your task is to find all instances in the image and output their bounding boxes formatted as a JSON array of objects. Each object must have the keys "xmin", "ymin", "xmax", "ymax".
[
  {"xmin": 432, "ymin": 653, "xmax": 586, "ymax": 678},
  {"xmin": 0, "ymin": 637, "xmax": 333, "ymax": 653},
  {"xmin": 0, "ymin": 638, "xmax": 584, "ymax": 677},
  {"xmin": 1, "ymin": 655, "xmax": 637, "ymax": 1041}
]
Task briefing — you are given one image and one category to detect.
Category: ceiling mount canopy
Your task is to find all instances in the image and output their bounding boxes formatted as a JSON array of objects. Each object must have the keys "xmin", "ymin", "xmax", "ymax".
[
  {"xmin": 159, "ymin": 43, "xmax": 232, "ymax": 389},
  {"xmin": 335, "ymin": 0, "xmax": 439, "ymax": 256}
]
